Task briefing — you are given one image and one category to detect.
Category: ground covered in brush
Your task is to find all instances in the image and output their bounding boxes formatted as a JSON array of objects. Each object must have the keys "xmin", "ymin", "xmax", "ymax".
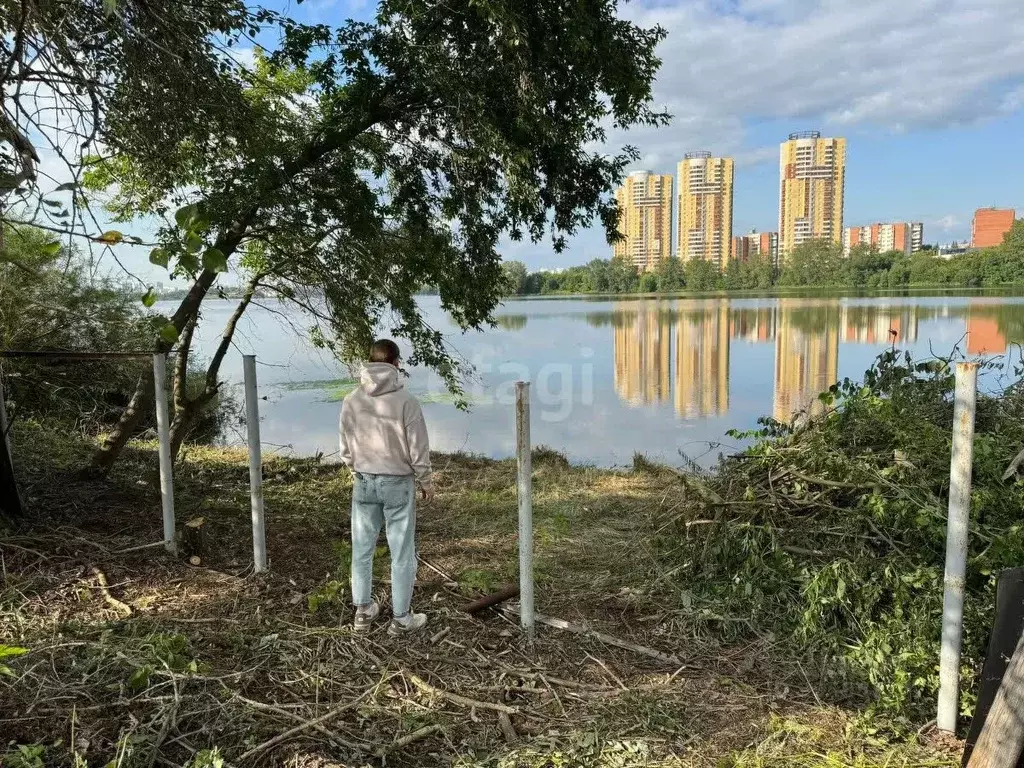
[{"xmin": 8, "ymin": 351, "xmax": 1017, "ymax": 767}]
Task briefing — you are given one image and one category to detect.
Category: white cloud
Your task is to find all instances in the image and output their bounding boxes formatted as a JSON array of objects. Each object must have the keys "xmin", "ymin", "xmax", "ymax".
[
  {"xmin": 608, "ymin": 0, "xmax": 1024, "ymax": 168},
  {"xmin": 933, "ymin": 215, "xmax": 961, "ymax": 233}
]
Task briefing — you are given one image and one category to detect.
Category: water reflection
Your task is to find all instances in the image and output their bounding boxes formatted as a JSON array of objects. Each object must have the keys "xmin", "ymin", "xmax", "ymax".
[
  {"xmin": 180, "ymin": 293, "xmax": 1024, "ymax": 467},
  {"xmin": 610, "ymin": 299, "xmax": 1020, "ymax": 424}
]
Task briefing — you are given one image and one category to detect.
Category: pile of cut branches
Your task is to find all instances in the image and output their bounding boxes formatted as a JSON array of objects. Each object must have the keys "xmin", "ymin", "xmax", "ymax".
[{"xmin": 656, "ymin": 349, "xmax": 1024, "ymax": 721}]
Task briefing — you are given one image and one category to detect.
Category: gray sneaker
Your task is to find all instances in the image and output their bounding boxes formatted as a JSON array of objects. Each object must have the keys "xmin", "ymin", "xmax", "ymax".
[
  {"xmin": 353, "ymin": 600, "xmax": 380, "ymax": 632},
  {"xmin": 388, "ymin": 612, "xmax": 428, "ymax": 636}
]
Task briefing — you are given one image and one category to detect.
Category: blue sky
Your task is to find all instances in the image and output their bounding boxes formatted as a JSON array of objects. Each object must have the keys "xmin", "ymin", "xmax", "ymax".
[{"xmin": 110, "ymin": 0, "xmax": 1024, "ymax": 280}]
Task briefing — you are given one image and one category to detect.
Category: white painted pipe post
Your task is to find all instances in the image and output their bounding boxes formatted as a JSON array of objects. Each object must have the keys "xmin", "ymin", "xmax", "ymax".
[
  {"xmin": 937, "ymin": 361, "xmax": 979, "ymax": 733},
  {"xmin": 243, "ymin": 355, "xmax": 267, "ymax": 573},
  {"xmin": 515, "ymin": 381, "xmax": 535, "ymax": 642},
  {"xmin": 152, "ymin": 353, "xmax": 176, "ymax": 554}
]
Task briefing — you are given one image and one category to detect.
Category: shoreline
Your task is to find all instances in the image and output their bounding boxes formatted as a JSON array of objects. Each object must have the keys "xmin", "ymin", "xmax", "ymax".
[{"xmin": 501, "ymin": 284, "xmax": 1024, "ymax": 301}]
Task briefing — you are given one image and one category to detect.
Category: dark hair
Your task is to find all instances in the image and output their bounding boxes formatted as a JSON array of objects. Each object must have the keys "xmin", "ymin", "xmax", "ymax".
[{"xmin": 369, "ymin": 339, "xmax": 401, "ymax": 366}]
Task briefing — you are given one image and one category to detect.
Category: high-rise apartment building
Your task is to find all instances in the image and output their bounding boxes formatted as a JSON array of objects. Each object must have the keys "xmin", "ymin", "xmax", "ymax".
[
  {"xmin": 843, "ymin": 222, "xmax": 924, "ymax": 256},
  {"xmin": 732, "ymin": 231, "xmax": 779, "ymax": 264},
  {"xmin": 613, "ymin": 171, "xmax": 673, "ymax": 271},
  {"xmin": 677, "ymin": 152, "xmax": 734, "ymax": 270},
  {"xmin": 778, "ymin": 132, "xmax": 846, "ymax": 258},
  {"xmin": 971, "ymin": 208, "xmax": 1016, "ymax": 248}
]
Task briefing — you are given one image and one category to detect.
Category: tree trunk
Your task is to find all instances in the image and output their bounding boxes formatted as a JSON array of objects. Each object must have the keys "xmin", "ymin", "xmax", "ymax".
[
  {"xmin": 91, "ymin": 372, "xmax": 155, "ymax": 472},
  {"xmin": 91, "ymin": 263, "xmax": 222, "ymax": 472},
  {"xmin": 167, "ymin": 275, "xmax": 262, "ymax": 462},
  {"xmin": 0, "ymin": 370, "xmax": 23, "ymax": 520}
]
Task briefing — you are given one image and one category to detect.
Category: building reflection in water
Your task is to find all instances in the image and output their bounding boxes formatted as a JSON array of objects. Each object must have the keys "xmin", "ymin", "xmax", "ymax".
[
  {"xmin": 676, "ymin": 303, "xmax": 729, "ymax": 417},
  {"xmin": 613, "ymin": 309, "xmax": 671, "ymax": 405},
  {"xmin": 773, "ymin": 302, "xmax": 839, "ymax": 423},
  {"xmin": 607, "ymin": 298, "xmax": 1011, "ymax": 423},
  {"xmin": 966, "ymin": 303, "xmax": 1008, "ymax": 355}
]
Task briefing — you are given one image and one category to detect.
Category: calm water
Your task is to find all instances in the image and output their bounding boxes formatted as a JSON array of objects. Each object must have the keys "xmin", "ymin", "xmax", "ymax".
[{"xmin": 171, "ymin": 294, "xmax": 1024, "ymax": 467}]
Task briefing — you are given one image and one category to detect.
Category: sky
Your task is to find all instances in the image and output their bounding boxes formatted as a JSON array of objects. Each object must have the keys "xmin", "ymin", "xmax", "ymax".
[{"xmin": 46, "ymin": 0, "xmax": 1024, "ymax": 282}]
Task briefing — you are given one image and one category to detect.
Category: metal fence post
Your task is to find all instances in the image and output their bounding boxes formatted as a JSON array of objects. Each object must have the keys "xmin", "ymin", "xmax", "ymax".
[
  {"xmin": 152, "ymin": 353, "xmax": 176, "ymax": 554},
  {"xmin": 938, "ymin": 361, "xmax": 979, "ymax": 733},
  {"xmin": 515, "ymin": 381, "xmax": 534, "ymax": 642},
  {"xmin": 243, "ymin": 355, "xmax": 267, "ymax": 573}
]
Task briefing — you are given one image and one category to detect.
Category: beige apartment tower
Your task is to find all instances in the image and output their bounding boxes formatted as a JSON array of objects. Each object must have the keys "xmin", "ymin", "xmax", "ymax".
[
  {"xmin": 613, "ymin": 171, "xmax": 673, "ymax": 271},
  {"xmin": 779, "ymin": 132, "xmax": 846, "ymax": 259},
  {"xmin": 677, "ymin": 152, "xmax": 734, "ymax": 270}
]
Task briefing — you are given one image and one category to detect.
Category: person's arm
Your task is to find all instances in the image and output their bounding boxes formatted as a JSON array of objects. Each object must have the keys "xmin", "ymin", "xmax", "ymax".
[
  {"xmin": 339, "ymin": 401, "xmax": 353, "ymax": 468},
  {"xmin": 404, "ymin": 398, "xmax": 433, "ymax": 494}
]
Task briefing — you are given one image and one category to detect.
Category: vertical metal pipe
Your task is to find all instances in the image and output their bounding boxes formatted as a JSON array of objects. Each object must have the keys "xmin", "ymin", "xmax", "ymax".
[
  {"xmin": 937, "ymin": 361, "xmax": 979, "ymax": 733},
  {"xmin": 243, "ymin": 355, "xmax": 267, "ymax": 573},
  {"xmin": 152, "ymin": 353, "xmax": 176, "ymax": 554},
  {"xmin": 515, "ymin": 380, "xmax": 534, "ymax": 641}
]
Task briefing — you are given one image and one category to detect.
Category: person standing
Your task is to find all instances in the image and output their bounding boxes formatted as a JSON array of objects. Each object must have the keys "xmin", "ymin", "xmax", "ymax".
[{"xmin": 339, "ymin": 339, "xmax": 434, "ymax": 634}]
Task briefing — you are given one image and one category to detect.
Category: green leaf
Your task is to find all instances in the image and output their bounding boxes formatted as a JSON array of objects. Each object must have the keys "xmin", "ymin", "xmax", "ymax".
[
  {"xmin": 174, "ymin": 203, "xmax": 199, "ymax": 229},
  {"xmin": 42, "ymin": 199, "xmax": 63, "ymax": 208},
  {"xmin": 185, "ymin": 232, "xmax": 204, "ymax": 253},
  {"xmin": 98, "ymin": 230, "xmax": 124, "ymax": 244},
  {"xmin": 103, "ymin": 0, "xmax": 118, "ymax": 16},
  {"xmin": 128, "ymin": 665, "xmax": 152, "ymax": 691},
  {"xmin": 0, "ymin": 645, "xmax": 29, "ymax": 660},
  {"xmin": 55, "ymin": 182, "xmax": 77, "ymax": 192},
  {"xmin": 202, "ymin": 248, "xmax": 228, "ymax": 273},
  {"xmin": 0, "ymin": 173, "xmax": 21, "ymax": 191},
  {"xmin": 42, "ymin": 241, "xmax": 62, "ymax": 256},
  {"xmin": 175, "ymin": 202, "xmax": 210, "ymax": 233},
  {"xmin": 159, "ymin": 324, "xmax": 180, "ymax": 344},
  {"xmin": 141, "ymin": 288, "xmax": 157, "ymax": 308},
  {"xmin": 178, "ymin": 251, "xmax": 200, "ymax": 274},
  {"xmin": 149, "ymin": 248, "xmax": 170, "ymax": 268}
]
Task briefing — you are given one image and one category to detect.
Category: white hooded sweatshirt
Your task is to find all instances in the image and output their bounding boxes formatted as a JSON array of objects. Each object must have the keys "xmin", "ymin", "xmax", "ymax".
[{"xmin": 339, "ymin": 363, "xmax": 432, "ymax": 487}]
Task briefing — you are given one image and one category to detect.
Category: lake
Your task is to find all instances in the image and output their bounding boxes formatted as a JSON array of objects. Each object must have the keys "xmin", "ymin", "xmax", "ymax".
[{"xmin": 173, "ymin": 293, "xmax": 1024, "ymax": 468}]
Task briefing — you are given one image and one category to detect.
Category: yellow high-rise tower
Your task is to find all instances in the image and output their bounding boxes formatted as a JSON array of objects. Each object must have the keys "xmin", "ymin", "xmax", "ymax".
[
  {"xmin": 677, "ymin": 152, "xmax": 734, "ymax": 270},
  {"xmin": 778, "ymin": 132, "xmax": 846, "ymax": 260},
  {"xmin": 613, "ymin": 171, "xmax": 673, "ymax": 271}
]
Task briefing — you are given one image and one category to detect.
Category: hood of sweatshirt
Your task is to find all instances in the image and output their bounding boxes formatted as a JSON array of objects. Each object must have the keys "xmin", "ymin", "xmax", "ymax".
[{"xmin": 359, "ymin": 363, "xmax": 403, "ymax": 397}]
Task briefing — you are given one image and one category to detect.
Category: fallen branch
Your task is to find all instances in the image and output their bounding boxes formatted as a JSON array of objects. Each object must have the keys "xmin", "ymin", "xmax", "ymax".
[
  {"xmin": 234, "ymin": 696, "xmax": 372, "ymax": 754},
  {"xmin": 782, "ymin": 545, "xmax": 826, "ymax": 558},
  {"xmin": 497, "ymin": 712, "xmax": 518, "ymax": 744},
  {"xmin": 787, "ymin": 469, "xmax": 873, "ymax": 491},
  {"xmin": 1003, "ymin": 446, "xmax": 1024, "ymax": 481},
  {"xmin": 409, "ymin": 673, "xmax": 518, "ymax": 715},
  {"xmin": 461, "ymin": 584, "xmax": 520, "ymax": 615},
  {"xmin": 374, "ymin": 724, "xmax": 442, "ymax": 757},
  {"xmin": 501, "ymin": 606, "xmax": 683, "ymax": 667},
  {"xmin": 90, "ymin": 567, "xmax": 132, "ymax": 616},
  {"xmin": 235, "ymin": 686, "xmax": 376, "ymax": 763},
  {"xmin": 430, "ymin": 626, "xmax": 451, "ymax": 644}
]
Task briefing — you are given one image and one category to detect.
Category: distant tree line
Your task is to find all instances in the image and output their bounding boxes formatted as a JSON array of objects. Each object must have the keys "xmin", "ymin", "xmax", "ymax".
[{"xmin": 501, "ymin": 220, "xmax": 1024, "ymax": 295}]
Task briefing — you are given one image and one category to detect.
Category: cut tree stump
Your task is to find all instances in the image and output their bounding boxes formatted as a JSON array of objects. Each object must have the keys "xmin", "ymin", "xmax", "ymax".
[{"xmin": 182, "ymin": 517, "xmax": 206, "ymax": 565}]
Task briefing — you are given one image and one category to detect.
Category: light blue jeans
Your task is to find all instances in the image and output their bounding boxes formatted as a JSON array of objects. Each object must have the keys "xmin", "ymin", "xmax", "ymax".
[{"xmin": 350, "ymin": 472, "xmax": 417, "ymax": 617}]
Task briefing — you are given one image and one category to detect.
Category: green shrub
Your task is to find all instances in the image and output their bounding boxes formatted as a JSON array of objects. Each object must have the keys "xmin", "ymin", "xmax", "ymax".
[{"xmin": 659, "ymin": 350, "xmax": 1024, "ymax": 720}]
